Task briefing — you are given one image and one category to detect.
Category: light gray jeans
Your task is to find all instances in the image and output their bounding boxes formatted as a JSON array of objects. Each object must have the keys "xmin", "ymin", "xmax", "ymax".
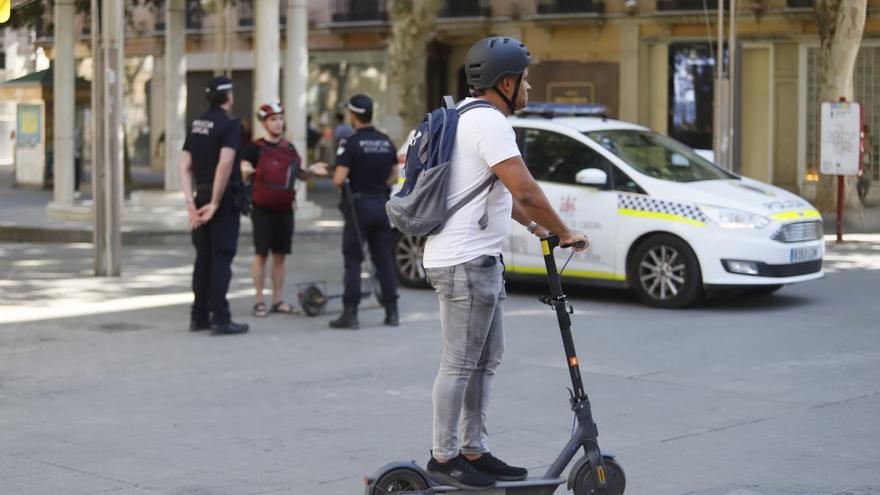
[{"xmin": 426, "ymin": 254, "xmax": 506, "ymax": 462}]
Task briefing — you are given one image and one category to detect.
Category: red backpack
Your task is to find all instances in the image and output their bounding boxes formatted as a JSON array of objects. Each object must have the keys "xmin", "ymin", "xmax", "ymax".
[{"xmin": 251, "ymin": 139, "xmax": 301, "ymax": 211}]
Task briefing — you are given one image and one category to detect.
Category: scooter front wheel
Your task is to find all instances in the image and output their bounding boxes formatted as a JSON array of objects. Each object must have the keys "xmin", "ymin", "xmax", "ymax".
[
  {"xmin": 300, "ymin": 285, "xmax": 326, "ymax": 317},
  {"xmin": 373, "ymin": 467, "xmax": 430, "ymax": 493},
  {"xmin": 572, "ymin": 458, "xmax": 625, "ymax": 495}
]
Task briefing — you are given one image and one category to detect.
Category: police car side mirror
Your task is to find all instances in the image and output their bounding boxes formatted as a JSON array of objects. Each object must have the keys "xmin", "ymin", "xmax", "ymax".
[{"xmin": 575, "ymin": 168, "xmax": 608, "ymax": 188}]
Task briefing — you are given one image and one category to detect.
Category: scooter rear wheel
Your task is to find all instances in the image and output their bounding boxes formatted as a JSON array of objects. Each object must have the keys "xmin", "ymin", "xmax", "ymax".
[
  {"xmin": 373, "ymin": 467, "xmax": 430, "ymax": 493},
  {"xmin": 573, "ymin": 458, "xmax": 626, "ymax": 495}
]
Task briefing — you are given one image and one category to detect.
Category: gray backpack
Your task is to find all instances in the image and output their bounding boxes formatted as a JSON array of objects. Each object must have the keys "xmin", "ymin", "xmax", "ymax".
[{"xmin": 386, "ymin": 99, "xmax": 498, "ymax": 236}]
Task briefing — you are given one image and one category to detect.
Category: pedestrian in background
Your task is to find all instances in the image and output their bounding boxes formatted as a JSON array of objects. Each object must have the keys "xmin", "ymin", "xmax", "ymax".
[
  {"xmin": 318, "ymin": 94, "xmax": 400, "ymax": 329},
  {"xmin": 178, "ymin": 75, "xmax": 249, "ymax": 336},
  {"xmin": 333, "ymin": 111, "xmax": 354, "ymax": 148},
  {"xmin": 240, "ymin": 101, "xmax": 327, "ymax": 318}
]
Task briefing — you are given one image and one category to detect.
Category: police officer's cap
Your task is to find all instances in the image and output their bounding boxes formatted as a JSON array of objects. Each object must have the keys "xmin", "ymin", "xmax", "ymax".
[
  {"xmin": 347, "ymin": 94, "xmax": 373, "ymax": 116},
  {"xmin": 205, "ymin": 76, "xmax": 234, "ymax": 96}
]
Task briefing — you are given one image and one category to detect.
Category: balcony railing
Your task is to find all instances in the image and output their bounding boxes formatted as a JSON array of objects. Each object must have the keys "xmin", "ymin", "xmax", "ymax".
[
  {"xmin": 537, "ymin": 0, "xmax": 605, "ymax": 15},
  {"xmin": 439, "ymin": 0, "xmax": 491, "ymax": 17},
  {"xmin": 656, "ymin": 0, "xmax": 718, "ymax": 10},
  {"xmin": 331, "ymin": 0, "xmax": 388, "ymax": 23},
  {"xmin": 187, "ymin": 0, "xmax": 205, "ymax": 30},
  {"xmin": 237, "ymin": 1, "xmax": 254, "ymax": 27},
  {"xmin": 154, "ymin": 0, "xmax": 165, "ymax": 31}
]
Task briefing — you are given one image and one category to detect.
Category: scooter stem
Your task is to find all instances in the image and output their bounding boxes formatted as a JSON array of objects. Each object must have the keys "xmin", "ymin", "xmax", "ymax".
[
  {"xmin": 540, "ymin": 235, "xmax": 609, "ymax": 488},
  {"xmin": 540, "ymin": 235, "xmax": 586, "ymax": 401}
]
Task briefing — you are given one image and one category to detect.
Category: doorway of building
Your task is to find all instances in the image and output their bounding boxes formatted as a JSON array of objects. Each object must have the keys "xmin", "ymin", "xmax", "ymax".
[{"xmin": 668, "ymin": 43, "xmax": 718, "ymax": 153}]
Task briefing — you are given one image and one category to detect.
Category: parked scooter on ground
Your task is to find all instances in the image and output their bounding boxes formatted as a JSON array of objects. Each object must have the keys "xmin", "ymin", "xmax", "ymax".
[
  {"xmin": 298, "ymin": 181, "xmax": 382, "ymax": 318},
  {"xmin": 363, "ymin": 235, "xmax": 625, "ymax": 495}
]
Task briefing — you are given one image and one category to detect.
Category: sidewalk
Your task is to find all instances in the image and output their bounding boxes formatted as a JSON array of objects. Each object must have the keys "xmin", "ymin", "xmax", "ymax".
[
  {"xmin": 0, "ymin": 164, "xmax": 344, "ymax": 245},
  {"xmin": 2, "ymin": 163, "xmax": 878, "ymax": 244}
]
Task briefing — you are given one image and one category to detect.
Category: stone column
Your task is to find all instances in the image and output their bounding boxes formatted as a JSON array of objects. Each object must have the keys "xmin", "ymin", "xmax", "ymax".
[
  {"xmin": 93, "ymin": 0, "xmax": 125, "ymax": 276},
  {"xmin": 254, "ymin": 0, "xmax": 280, "ymax": 139},
  {"xmin": 51, "ymin": 0, "xmax": 76, "ymax": 206},
  {"xmin": 285, "ymin": 0, "xmax": 307, "ymax": 157},
  {"xmin": 285, "ymin": 0, "xmax": 319, "ymax": 219},
  {"xmin": 150, "ymin": 55, "xmax": 165, "ymax": 172},
  {"xmin": 164, "ymin": 0, "xmax": 187, "ymax": 191},
  {"xmin": 619, "ymin": 23, "xmax": 639, "ymax": 123}
]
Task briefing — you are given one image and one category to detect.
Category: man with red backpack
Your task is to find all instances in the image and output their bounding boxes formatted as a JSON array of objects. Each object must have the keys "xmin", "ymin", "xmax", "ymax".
[{"xmin": 241, "ymin": 102, "xmax": 327, "ymax": 318}]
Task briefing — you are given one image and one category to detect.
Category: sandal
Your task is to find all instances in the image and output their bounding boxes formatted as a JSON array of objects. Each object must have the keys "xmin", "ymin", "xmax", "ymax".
[
  {"xmin": 252, "ymin": 302, "xmax": 269, "ymax": 318},
  {"xmin": 271, "ymin": 301, "xmax": 302, "ymax": 316}
]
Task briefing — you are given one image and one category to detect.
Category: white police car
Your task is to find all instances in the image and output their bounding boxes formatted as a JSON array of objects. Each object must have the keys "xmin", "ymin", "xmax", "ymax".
[{"xmin": 392, "ymin": 103, "xmax": 824, "ymax": 308}]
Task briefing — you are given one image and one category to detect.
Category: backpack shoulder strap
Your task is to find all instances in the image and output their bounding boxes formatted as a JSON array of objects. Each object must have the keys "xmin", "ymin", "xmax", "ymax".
[
  {"xmin": 278, "ymin": 139, "xmax": 296, "ymax": 151},
  {"xmin": 457, "ymin": 99, "xmax": 497, "ymax": 115},
  {"xmin": 444, "ymin": 99, "xmax": 502, "ymax": 229},
  {"xmin": 445, "ymin": 174, "xmax": 496, "ymax": 222}
]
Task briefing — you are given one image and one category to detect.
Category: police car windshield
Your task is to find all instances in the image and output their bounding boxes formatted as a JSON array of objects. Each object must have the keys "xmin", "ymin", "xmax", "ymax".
[{"xmin": 585, "ymin": 129, "xmax": 737, "ymax": 183}]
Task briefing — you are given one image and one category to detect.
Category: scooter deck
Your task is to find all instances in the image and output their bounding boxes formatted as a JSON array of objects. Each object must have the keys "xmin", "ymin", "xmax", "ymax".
[{"xmin": 430, "ymin": 476, "xmax": 566, "ymax": 494}]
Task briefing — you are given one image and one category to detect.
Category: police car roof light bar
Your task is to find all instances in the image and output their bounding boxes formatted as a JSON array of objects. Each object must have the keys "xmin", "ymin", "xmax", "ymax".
[{"xmin": 518, "ymin": 102, "xmax": 608, "ymax": 119}]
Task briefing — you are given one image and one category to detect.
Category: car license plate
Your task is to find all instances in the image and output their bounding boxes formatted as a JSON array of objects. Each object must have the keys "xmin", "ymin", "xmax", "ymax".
[{"xmin": 790, "ymin": 246, "xmax": 820, "ymax": 263}]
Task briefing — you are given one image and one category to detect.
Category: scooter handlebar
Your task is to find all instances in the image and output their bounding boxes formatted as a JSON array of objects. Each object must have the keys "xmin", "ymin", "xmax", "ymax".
[{"xmin": 541, "ymin": 235, "xmax": 586, "ymax": 251}]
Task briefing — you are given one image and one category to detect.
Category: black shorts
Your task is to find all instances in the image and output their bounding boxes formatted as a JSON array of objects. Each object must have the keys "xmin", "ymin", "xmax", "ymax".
[{"xmin": 251, "ymin": 204, "xmax": 294, "ymax": 256}]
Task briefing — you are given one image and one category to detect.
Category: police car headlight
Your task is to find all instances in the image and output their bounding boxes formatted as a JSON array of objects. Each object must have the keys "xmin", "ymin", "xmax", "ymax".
[{"xmin": 699, "ymin": 205, "xmax": 770, "ymax": 229}]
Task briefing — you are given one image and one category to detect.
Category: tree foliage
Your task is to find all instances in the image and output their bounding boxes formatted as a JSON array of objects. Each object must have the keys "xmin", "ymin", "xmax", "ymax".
[
  {"xmin": 387, "ymin": 0, "xmax": 444, "ymax": 135},
  {"xmin": 813, "ymin": 0, "xmax": 867, "ymax": 212},
  {"xmin": 8, "ymin": 0, "xmax": 164, "ymax": 30}
]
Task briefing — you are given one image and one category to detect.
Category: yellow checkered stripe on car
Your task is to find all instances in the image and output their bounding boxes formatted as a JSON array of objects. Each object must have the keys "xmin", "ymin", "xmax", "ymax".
[{"xmin": 618, "ymin": 194, "xmax": 707, "ymax": 227}]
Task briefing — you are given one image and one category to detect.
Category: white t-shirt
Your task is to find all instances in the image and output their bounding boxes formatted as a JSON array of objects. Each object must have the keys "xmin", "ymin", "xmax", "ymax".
[{"xmin": 422, "ymin": 98, "xmax": 520, "ymax": 268}]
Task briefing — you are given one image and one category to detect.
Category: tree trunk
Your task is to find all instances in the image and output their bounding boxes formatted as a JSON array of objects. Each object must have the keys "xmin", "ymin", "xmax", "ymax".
[
  {"xmin": 814, "ymin": 0, "xmax": 867, "ymax": 212},
  {"xmin": 387, "ymin": 0, "xmax": 443, "ymax": 135}
]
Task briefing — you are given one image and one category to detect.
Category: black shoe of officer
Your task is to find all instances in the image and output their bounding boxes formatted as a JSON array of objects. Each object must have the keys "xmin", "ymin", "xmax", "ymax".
[
  {"xmin": 329, "ymin": 305, "xmax": 359, "ymax": 330},
  {"xmin": 189, "ymin": 320, "xmax": 211, "ymax": 332},
  {"xmin": 427, "ymin": 454, "xmax": 496, "ymax": 489},
  {"xmin": 210, "ymin": 321, "xmax": 250, "ymax": 336},
  {"xmin": 384, "ymin": 303, "xmax": 399, "ymax": 327}
]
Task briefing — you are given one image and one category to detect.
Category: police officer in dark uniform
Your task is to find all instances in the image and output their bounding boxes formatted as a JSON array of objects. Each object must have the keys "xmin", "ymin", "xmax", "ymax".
[
  {"xmin": 179, "ymin": 76, "xmax": 249, "ymax": 336},
  {"xmin": 330, "ymin": 94, "xmax": 399, "ymax": 329}
]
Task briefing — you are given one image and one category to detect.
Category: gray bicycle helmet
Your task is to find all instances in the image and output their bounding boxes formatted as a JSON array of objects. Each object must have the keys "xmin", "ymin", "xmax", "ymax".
[{"xmin": 464, "ymin": 36, "xmax": 531, "ymax": 113}]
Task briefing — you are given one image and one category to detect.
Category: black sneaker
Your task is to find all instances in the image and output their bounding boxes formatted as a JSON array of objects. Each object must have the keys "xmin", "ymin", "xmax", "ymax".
[
  {"xmin": 427, "ymin": 454, "xmax": 496, "ymax": 489},
  {"xmin": 210, "ymin": 321, "xmax": 250, "ymax": 335},
  {"xmin": 467, "ymin": 452, "xmax": 528, "ymax": 481}
]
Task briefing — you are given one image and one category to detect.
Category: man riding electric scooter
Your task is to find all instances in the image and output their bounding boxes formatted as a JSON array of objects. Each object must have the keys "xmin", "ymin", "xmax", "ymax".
[
  {"xmin": 364, "ymin": 37, "xmax": 626, "ymax": 495},
  {"xmin": 420, "ymin": 36, "xmax": 590, "ymax": 489}
]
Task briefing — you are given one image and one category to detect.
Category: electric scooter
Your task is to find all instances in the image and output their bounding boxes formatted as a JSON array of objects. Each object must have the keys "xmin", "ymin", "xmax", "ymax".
[
  {"xmin": 363, "ymin": 235, "xmax": 625, "ymax": 495},
  {"xmin": 298, "ymin": 182, "xmax": 383, "ymax": 317}
]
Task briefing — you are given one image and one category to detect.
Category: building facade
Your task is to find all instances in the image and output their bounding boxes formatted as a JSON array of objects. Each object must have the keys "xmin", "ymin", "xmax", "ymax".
[{"xmin": 20, "ymin": 0, "xmax": 880, "ymax": 200}]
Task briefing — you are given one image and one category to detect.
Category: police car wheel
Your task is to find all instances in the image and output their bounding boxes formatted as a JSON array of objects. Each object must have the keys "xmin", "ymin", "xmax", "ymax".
[
  {"xmin": 629, "ymin": 234, "xmax": 703, "ymax": 309},
  {"xmin": 393, "ymin": 232, "xmax": 428, "ymax": 288}
]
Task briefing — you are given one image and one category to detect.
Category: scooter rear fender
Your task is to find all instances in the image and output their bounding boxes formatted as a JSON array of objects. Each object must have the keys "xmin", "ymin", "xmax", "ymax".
[{"xmin": 365, "ymin": 461, "xmax": 435, "ymax": 495}]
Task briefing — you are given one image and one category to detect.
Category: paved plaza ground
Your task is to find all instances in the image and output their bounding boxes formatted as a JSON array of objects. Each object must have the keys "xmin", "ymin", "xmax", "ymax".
[{"xmin": 1, "ymin": 235, "xmax": 879, "ymax": 495}]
